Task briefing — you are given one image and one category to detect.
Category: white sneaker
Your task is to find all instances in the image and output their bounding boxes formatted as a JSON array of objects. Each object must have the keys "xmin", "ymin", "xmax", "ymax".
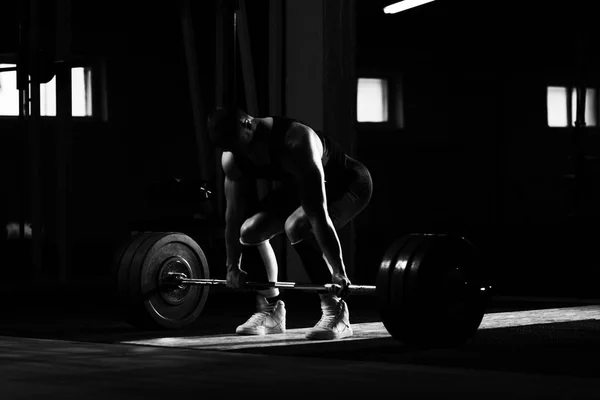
[
  {"xmin": 306, "ymin": 300, "xmax": 353, "ymax": 340},
  {"xmin": 235, "ymin": 298, "xmax": 286, "ymax": 336}
]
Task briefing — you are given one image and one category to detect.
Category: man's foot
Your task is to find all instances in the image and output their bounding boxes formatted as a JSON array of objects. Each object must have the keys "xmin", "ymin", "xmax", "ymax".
[
  {"xmin": 235, "ymin": 296, "xmax": 286, "ymax": 335},
  {"xmin": 306, "ymin": 299, "xmax": 353, "ymax": 340}
]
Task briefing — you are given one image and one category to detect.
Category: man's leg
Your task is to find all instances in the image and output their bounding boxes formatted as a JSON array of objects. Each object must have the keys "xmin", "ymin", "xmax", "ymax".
[
  {"xmin": 286, "ymin": 160, "xmax": 373, "ymax": 340},
  {"xmin": 285, "ymin": 210, "xmax": 352, "ymax": 340},
  {"xmin": 234, "ymin": 186, "xmax": 299, "ymax": 335}
]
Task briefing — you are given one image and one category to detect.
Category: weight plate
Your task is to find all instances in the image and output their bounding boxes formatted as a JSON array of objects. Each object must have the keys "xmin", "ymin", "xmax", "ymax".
[
  {"xmin": 125, "ymin": 232, "xmax": 210, "ymax": 330},
  {"xmin": 381, "ymin": 234, "xmax": 423, "ymax": 340},
  {"xmin": 379, "ymin": 233, "xmax": 489, "ymax": 348},
  {"xmin": 116, "ymin": 232, "xmax": 160, "ymax": 307},
  {"xmin": 376, "ymin": 234, "xmax": 411, "ymax": 314}
]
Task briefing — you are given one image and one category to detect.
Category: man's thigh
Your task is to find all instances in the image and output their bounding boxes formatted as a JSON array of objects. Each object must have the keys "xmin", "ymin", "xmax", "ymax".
[
  {"xmin": 326, "ymin": 161, "xmax": 373, "ymax": 229},
  {"xmin": 240, "ymin": 183, "xmax": 299, "ymax": 280}
]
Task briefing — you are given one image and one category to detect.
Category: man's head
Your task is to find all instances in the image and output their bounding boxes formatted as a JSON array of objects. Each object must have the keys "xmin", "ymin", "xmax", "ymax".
[{"xmin": 206, "ymin": 107, "xmax": 253, "ymax": 152}]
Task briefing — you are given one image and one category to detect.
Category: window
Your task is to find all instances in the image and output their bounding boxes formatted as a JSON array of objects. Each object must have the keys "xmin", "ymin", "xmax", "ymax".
[
  {"xmin": 547, "ymin": 85, "xmax": 598, "ymax": 127},
  {"xmin": 0, "ymin": 64, "xmax": 19, "ymax": 116},
  {"xmin": 0, "ymin": 63, "xmax": 93, "ymax": 117},
  {"xmin": 573, "ymin": 88, "xmax": 597, "ymax": 127},
  {"xmin": 357, "ymin": 78, "xmax": 389, "ymax": 123}
]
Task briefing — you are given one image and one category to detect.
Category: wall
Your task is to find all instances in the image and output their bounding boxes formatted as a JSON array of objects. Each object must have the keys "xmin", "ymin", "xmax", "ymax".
[
  {"xmin": 3, "ymin": 0, "xmax": 599, "ymax": 297},
  {"xmin": 284, "ymin": 0, "xmax": 357, "ymax": 283},
  {"xmin": 0, "ymin": 1, "xmax": 209, "ymax": 282},
  {"xmin": 354, "ymin": 0, "xmax": 600, "ymax": 296}
]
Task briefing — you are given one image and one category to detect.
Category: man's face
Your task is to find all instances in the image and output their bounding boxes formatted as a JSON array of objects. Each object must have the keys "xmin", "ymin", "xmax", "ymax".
[
  {"xmin": 221, "ymin": 123, "xmax": 251, "ymax": 154},
  {"xmin": 232, "ymin": 130, "xmax": 269, "ymax": 165}
]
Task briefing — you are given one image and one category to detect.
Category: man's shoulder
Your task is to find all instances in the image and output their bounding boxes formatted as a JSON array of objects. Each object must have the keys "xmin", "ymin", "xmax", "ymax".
[
  {"xmin": 221, "ymin": 151, "xmax": 244, "ymax": 180},
  {"xmin": 280, "ymin": 124, "xmax": 324, "ymax": 169},
  {"xmin": 283, "ymin": 121, "xmax": 315, "ymax": 142}
]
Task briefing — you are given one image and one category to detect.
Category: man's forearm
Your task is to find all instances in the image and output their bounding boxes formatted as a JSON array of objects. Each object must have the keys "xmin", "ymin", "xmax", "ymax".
[
  {"xmin": 310, "ymin": 216, "xmax": 346, "ymax": 276},
  {"xmin": 225, "ymin": 215, "xmax": 243, "ymax": 268}
]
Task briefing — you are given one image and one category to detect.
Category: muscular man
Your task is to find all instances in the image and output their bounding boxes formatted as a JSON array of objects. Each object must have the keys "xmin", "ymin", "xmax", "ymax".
[{"xmin": 206, "ymin": 107, "xmax": 372, "ymax": 340}]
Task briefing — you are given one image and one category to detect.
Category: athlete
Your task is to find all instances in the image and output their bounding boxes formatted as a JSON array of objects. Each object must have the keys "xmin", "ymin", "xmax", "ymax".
[{"xmin": 207, "ymin": 107, "xmax": 372, "ymax": 340}]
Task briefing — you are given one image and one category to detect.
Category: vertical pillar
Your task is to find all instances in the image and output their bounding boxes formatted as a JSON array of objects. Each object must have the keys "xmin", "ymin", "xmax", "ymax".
[
  {"xmin": 284, "ymin": 0, "xmax": 323, "ymax": 130},
  {"xmin": 284, "ymin": 0, "xmax": 323, "ymax": 283},
  {"xmin": 284, "ymin": 0, "xmax": 357, "ymax": 281},
  {"xmin": 55, "ymin": 0, "xmax": 72, "ymax": 284},
  {"xmin": 323, "ymin": 0, "xmax": 357, "ymax": 278},
  {"xmin": 269, "ymin": 0, "xmax": 287, "ymax": 280},
  {"xmin": 237, "ymin": 0, "xmax": 258, "ymax": 116},
  {"xmin": 269, "ymin": 0, "xmax": 284, "ymax": 118},
  {"xmin": 180, "ymin": 0, "xmax": 213, "ymax": 182},
  {"xmin": 28, "ymin": 0, "xmax": 44, "ymax": 279},
  {"xmin": 17, "ymin": 0, "xmax": 30, "ymax": 246},
  {"xmin": 214, "ymin": 0, "xmax": 236, "ymax": 218}
]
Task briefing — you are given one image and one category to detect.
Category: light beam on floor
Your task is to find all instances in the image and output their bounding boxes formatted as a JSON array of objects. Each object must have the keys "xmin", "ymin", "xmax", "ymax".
[{"xmin": 121, "ymin": 305, "xmax": 600, "ymax": 351}]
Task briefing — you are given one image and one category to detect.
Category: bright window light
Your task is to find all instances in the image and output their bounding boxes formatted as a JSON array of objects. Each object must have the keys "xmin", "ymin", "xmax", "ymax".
[
  {"xmin": 0, "ymin": 64, "xmax": 19, "ymax": 116},
  {"xmin": 357, "ymin": 78, "xmax": 388, "ymax": 123},
  {"xmin": 587, "ymin": 89, "xmax": 597, "ymax": 127},
  {"xmin": 72, "ymin": 67, "xmax": 92, "ymax": 117},
  {"xmin": 0, "ymin": 64, "xmax": 92, "ymax": 117},
  {"xmin": 39, "ymin": 77, "xmax": 57, "ymax": 116},
  {"xmin": 573, "ymin": 88, "xmax": 597, "ymax": 127},
  {"xmin": 547, "ymin": 86, "xmax": 568, "ymax": 127},
  {"xmin": 383, "ymin": 0, "xmax": 436, "ymax": 14}
]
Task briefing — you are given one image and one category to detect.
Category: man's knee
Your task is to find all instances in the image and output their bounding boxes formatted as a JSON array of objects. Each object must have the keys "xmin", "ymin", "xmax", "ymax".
[
  {"xmin": 240, "ymin": 217, "xmax": 266, "ymax": 245},
  {"xmin": 284, "ymin": 213, "xmax": 312, "ymax": 244}
]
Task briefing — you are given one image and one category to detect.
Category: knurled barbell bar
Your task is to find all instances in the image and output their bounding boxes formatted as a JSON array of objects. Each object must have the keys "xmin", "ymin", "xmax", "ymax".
[
  {"xmin": 113, "ymin": 231, "xmax": 492, "ymax": 348},
  {"xmin": 162, "ymin": 270, "xmax": 378, "ymax": 294}
]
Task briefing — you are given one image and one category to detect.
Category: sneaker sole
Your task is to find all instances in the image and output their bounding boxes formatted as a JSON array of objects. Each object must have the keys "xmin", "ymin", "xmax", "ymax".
[
  {"xmin": 305, "ymin": 327, "xmax": 353, "ymax": 341},
  {"xmin": 236, "ymin": 326, "xmax": 286, "ymax": 336}
]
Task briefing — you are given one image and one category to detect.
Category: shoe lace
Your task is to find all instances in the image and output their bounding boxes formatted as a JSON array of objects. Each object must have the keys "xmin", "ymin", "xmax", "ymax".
[
  {"xmin": 316, "ymin": 305, "xmax": 341, "ymax": 328},
  {"xmin": 247, "ymin": 311, "xmax": 269, "ymax": 325}
]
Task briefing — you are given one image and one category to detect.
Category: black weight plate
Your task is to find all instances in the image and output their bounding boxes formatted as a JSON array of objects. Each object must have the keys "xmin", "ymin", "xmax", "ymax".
[
  {"xmin": 383, "ymin": 234, "xmax": 425, "ymax": 340},
  {"xmin": 380, "ymin": 233, "xmax": 488, "ymax": 348},
  {"xmin": 116, "ymin": 232, "xmax": 159, "ymax": 307},
  {"xmin": 376, "ymin": 235, "xmax": 412, "ymax": 313},
  {"xmin": 126, "ymin": 232, "xmax": 210, "ymax": 330},
  {"xmin": 393, "ymin": 234, "xmax": 443, "ymax": 347},
  {"xmin": 425, "ymin": 235, "xmax": 487, "ymax": 346},
  {"xmin": 111, "ymin": 232, "xmax": 147, "ymax": 298},
  {"xmin": 127, "ymin": 232, "xmax": 172, "ymax": 302}
]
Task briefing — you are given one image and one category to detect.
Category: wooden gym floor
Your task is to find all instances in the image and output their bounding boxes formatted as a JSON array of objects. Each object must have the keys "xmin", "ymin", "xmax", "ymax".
[{"xmin": 1, "ymin": 284, "xmax": 600, "ymax": 399}]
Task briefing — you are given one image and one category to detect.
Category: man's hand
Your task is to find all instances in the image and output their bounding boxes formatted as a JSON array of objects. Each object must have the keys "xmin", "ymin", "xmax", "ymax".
[
  {"xmin": 226, "ymin": 265, "xmax": 248, "ymax": 289},
  {"xmin": 331, "ymin": 271, "xmax": 351, "ymax": 298}
]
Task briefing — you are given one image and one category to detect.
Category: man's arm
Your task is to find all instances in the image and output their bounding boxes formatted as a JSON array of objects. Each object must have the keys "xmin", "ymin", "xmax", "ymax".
[
  {"xmin": 285, "ymin": 127, "xmax": 347, "ymax": 278},
  {"xmin": 222, "ymin": 152, "xmax": 248, "ymax": 269}
]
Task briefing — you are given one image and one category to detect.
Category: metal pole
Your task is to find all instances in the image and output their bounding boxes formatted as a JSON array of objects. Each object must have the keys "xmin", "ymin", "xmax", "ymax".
[
  {"xmin": 236, "ymin": 0, "xmax": 258, "ymax": 115},
  {"xmin": 214, "ymin": 0, "xmax": 235, "ymax": 219},
  {"xmin": 268, "ymin": 0, "xmax": 286, "ymax": 281},
  {"xmin": 55, "ymin": 0, "xmax": 72, "ymax": 284},
  {"xmin": 180, "ymin": 0, "xmax": 213, "ymax": 182},
  {"xmin": 28, "ymin": 0, "xmax": 43, "ymax": 279},
  {"xmin": 17, "ymin": 0, "xmax": 30, "ymax": 245},
  {"xmin": 171, "ymin": 276, "xmax": 378, "ymax": 295}
]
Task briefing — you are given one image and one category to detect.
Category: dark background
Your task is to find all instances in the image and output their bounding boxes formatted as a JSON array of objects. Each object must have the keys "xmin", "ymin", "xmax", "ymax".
[{"xmin": 0, "ymin": 0, "xmax": 599, "ymax": 298}]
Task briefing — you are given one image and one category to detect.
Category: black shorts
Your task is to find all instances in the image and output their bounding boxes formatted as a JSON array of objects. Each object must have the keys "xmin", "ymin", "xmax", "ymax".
[{"xmin": 253, "ymin": 156, "xmax": 373, "ymax": 230}]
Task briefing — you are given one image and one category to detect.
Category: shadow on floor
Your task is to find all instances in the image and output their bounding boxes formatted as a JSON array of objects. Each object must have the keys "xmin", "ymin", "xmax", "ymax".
[
  {"xmin": 2, "ymin": 283, "xmax": 600, "ymax": 379},
  {"xmin": 232, "ymin": 320, "xmax": 600, "ymax": 379}
]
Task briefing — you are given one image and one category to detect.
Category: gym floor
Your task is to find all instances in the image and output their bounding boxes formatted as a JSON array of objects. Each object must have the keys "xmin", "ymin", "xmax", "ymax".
[{"xmin": 2, "ymin": 283, "xmax": 600, "ymax": 399}]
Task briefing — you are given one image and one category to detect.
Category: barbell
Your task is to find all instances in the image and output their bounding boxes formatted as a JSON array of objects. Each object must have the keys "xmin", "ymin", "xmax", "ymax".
[
  {"xmin": 162, "ymin": 273, "xmax": 378, "ymax": 294},
  {"xmin": 113, "ymin": 231, "xmax": 492, "ymax": 348}
]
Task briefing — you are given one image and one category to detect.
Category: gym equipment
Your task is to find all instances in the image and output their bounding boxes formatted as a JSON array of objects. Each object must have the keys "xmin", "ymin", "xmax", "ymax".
[
  {"xmin": 115, "ymin": 232, "xmax": 210, "ymax": 329},
  {"xmin": 377, "ymin": 233, "xmax": 490, "ymax": 347},
  {"xmin": 113, "ymin": 231, "xmax": 492, "ymax": 347}
]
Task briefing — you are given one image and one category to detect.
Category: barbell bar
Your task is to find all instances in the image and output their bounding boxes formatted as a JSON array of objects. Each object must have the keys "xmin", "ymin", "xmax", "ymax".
[
  {"xmin": 163, "ymin": 271, "xmax": 378, "ymax": 294},
  {"xmin": 114, "ymin": 231, "xmax": 492, "ymax": 348}
]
